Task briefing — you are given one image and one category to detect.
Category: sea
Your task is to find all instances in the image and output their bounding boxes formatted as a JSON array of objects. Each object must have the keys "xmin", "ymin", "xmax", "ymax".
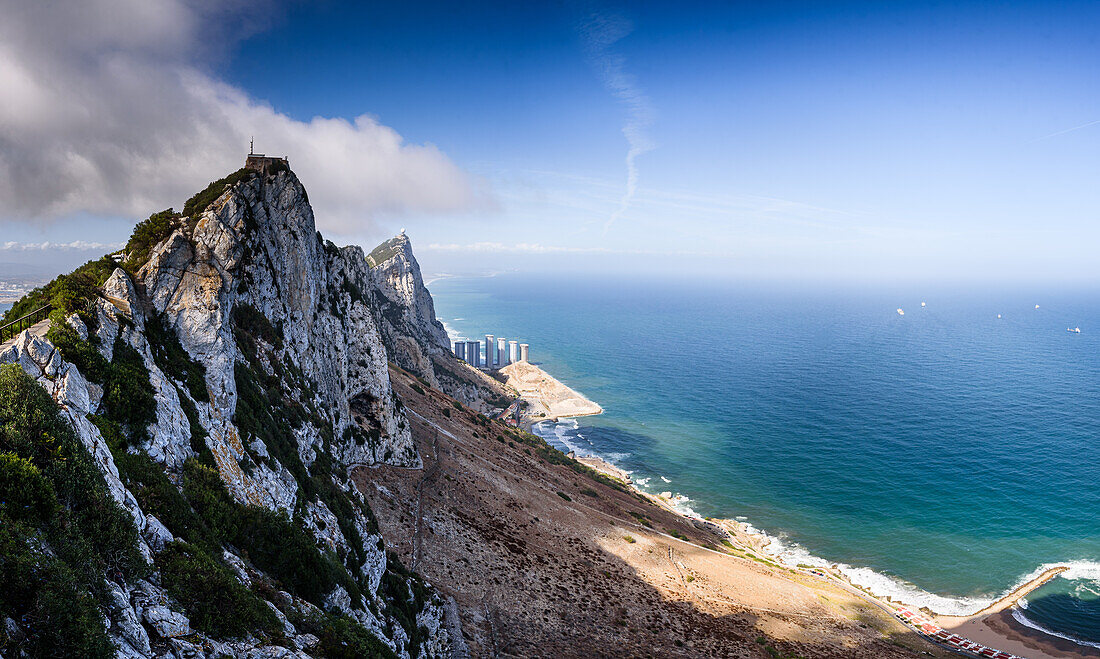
[{"xmin": 431, "ymin": 273, "xmax": 1100, "ymax": 649}]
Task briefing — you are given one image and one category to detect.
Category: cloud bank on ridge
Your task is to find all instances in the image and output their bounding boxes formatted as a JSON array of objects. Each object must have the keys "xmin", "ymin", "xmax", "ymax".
[{"xmin": 0, "ymin": 0, "xmax": 485, "ymax": 235}]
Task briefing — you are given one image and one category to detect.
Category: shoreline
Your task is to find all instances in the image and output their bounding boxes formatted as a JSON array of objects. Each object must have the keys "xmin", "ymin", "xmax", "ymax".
[
  {"xmin": 573, "ymin": 450, "xmax": 1094, "ymax": 659},
  {"xmin": 525, "ymin": 377, "xmax": 1096, "ymax": 659}
]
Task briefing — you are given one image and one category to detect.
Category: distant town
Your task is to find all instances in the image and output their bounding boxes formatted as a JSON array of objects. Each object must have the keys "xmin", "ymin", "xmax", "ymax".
[
  {"xmin": 454, "ymin": 333, "xmax": 529, "ymax": 370},
  {"xmin": 0, "ymin": 278, "xmax": 41, "ymax": 305}
]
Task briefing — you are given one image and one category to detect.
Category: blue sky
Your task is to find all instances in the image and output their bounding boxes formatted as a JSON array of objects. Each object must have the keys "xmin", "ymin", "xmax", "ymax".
[{"xmin": 1, "ymin": 0, "xmax": 1098, "ymax": 282}]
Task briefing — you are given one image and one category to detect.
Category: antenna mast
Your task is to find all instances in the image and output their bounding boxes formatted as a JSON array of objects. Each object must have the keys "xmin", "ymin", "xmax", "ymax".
[{"xmin": 249, "ymin": 136, "xmax": 254, "ymax": 155}]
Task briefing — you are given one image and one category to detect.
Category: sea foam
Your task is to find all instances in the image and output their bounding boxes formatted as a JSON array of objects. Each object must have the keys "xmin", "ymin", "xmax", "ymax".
[
  {"xmin": 533, "ymin": 416, "xmax": 1100, "ymax": 624},
  {"xmin": 1012, "ymin": 608, "xmax": 1100, "ymax": 650}
]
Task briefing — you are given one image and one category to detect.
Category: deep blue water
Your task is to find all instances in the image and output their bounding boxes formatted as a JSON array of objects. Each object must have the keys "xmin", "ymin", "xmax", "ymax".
[{"xmin": 431, "ymin": 273, "xmax": 1100, "ymax": 646}]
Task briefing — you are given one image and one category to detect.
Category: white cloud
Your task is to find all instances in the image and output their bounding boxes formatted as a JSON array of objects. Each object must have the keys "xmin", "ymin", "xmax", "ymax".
[
  {"xmin": 1, "ymin": 241, "xmax": 123, "ymax": 252},
  {"xmin": 423, "ymin": 241, "xmax": 714, "ymax": 257},
  {"xmin": 0, "ymin": 0, "xmax": 485, "ymax": 234}
]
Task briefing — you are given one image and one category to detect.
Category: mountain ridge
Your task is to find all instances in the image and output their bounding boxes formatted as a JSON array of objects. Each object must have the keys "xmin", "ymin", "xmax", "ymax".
[{"xmin": 0, "ymin": 166, "xmax": 452, "ymax": 658}]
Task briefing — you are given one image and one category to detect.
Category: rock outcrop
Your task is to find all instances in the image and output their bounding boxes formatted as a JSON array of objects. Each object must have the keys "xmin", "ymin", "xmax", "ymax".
[
  {"xmin": 367, "ymin": 234, "xmax": 512, "ymax": 413},
  {"xmin": 0, "ymin": 167, "xmax": 449, "ymax": 658}
]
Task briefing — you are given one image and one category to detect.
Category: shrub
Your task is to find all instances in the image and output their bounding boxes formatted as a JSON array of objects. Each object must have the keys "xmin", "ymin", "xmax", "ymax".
[
  {"xmin": 0, "ymin": 452, "xmax": 58, "ymax": 525},
  {"xmin": 182, "ymin": 168, "xmax": 255, "ymax": 218},
  {"xmin": 157, "ymin": 541, "xmax": 280, "ymax": 639},
  {"xmin": 181, "ymin": 459, "xmax": 356, "ymax": 607},
  {"xmin": 410, "ymin": 383, "xmax": 425, "ymax": 395},
  {"xmin": 292, "ymin": 611, "xmax": 397, "ymax": 659},
  {"xmin": 0, "ymin": 364, "xmax": 147, "ymax": 656},
  {"xmin": 380, "ymin": 553, "xmax": 431, "ymax": 658},
  {"xmin": 556, "ymin": 491, "xmax": 571, "ymax": 502},
  {"xmin": 45, "ymin": 321, "xmax": 110, "ymax": 384},
  {"xmin": 623, "ymin": 535, "xmax": 636, "ymax": 544},
  {"xmin": 232, "ymin": 303, "xmax": 282, "ymax": 350},
  {"xmin": 100, "ymin": 337, "xmax": 157, "ymax": 445},
  {"xmin": 145, "ymin": 313, "xmax": 209, "ymax": 402},
  {"xmin": 112, "ymin": 449, "xmax": 215, "ymax": 551},
  {"xmin": 2, "ymin": 257, "xmax": 116, "ymax": 326},
  {"xmin": 581, "ymin": 488, "xmax": 599, "ymax": 498},
  {"xmin": 123, "ymin": 209, "xmax": 179, "ymax": 270}
]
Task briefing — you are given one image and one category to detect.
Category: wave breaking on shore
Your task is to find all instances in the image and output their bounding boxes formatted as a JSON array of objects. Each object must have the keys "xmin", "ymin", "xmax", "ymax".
[{"xmin": 532, "ymin": 415, "xmax": 1100, "ymax": 627}]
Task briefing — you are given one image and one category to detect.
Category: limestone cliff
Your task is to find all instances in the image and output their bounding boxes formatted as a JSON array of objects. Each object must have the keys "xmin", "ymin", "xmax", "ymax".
[
  {"xmin": 0, "ymin": 167, "xmax": 450, "ymax": 658},
  {"xmin": 367, "ymin": 234, "xmax": 512, "ymax": 413}
]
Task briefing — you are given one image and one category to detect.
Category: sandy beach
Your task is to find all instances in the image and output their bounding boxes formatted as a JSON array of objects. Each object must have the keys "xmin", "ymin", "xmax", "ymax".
[
  {"xmin": 553, "ymin": 437, "xmax": 1096, "ymax": 659},
  {"xmin": 497, "ymin": 360, "xmax": 603, "ymax": 421}
]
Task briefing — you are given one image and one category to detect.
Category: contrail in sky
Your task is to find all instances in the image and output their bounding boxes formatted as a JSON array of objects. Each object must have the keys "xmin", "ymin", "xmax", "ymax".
[
  {"xmin": 1031, "ymin": 118, "xmax": 1100, "ymax": 142},
  {"xmin": 579, "ymin": 12, "xmax": 655, "ymax": 233}
]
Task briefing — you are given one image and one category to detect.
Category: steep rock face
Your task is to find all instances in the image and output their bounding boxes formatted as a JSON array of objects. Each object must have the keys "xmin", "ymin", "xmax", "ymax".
[
  {"xmin": 141, "ymin": 172, "xmax": 417, "ymax": 497},
  {"xmin": 0, "ymin": 168, "xmax": 449, "ymax": 658},
  {"xmin": 367, "ymin": 234, "xmax": 450, "ymax": 378},
  {"xmin": 368, "ymin": 234, "xmax": 512, "ymax": 412}
]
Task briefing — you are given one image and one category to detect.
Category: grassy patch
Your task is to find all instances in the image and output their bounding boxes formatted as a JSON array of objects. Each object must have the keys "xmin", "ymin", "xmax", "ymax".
[
  {"xmin": 623, "ymin": 535, "xmax": 636, "ymax": 544},
  {"xmin": 290, "ymin": 611, "xmax": 398, "ymax": 659},
  {"xmin": 100, "ymin": 336, "xmax": 157, "ymax": 446},
  {"xmin": 45, "ymin": 321, "xmax": 109, "ymax": 383},
  {"xmin": 145, "ymin": 312, "xmax": 209, "ymax": 403}
]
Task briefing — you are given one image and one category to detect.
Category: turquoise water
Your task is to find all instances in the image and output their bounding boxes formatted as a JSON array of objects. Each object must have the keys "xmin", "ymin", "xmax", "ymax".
[{"xmin": 431, "ymin": 273, "xmax": 1100, "ymax": 647}]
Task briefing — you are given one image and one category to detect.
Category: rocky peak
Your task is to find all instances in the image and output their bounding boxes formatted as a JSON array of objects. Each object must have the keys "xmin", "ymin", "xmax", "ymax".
[
  {"xmin": 368, "ymin": 232, "xmax": 451, "ymax": 355},
  {"xmin": 1, "ymin": 165, "xmax": 450, "ymax": 657},
  {"xmin": 367, "ymin": 232, "xmax": 513, "ymax": 413}
]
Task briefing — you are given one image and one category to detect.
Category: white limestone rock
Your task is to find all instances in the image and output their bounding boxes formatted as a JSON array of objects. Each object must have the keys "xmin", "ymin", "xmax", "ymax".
[
  {"xmin": 66, "ymin": 313, "xmax": 89, "ymax": 340},
  {"xmin": 8, "ymin": 168, "xmax": 460, "ymax": 657},
  {"xmin": 143, "ymin": 514, "xmax": 174, "ymax": 552},
  {"xmin": 223, "ymin": 550, "xmax": 252, "ymax": 586},
  {"xmin": 108, "ymin": 582, "xmax": 151, "ymax": 655},
  {"xmin": 55, "ymin": 363, "xmax": 91, "ymax": 413},
  {"xmin": 304, "ymin": 499, "xmax": 347, "ymax": 553},
  {"xmin": 93, "ymin": 298, "xmax": 120, "ymax": 361},
  {"xmin": 142, "ymin": 604, "xmax": 190, "ymax": 639}
]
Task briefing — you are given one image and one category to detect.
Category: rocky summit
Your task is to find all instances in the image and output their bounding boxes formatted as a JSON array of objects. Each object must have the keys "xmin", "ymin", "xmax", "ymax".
[{"xmin": 0, "ymin": 166, "xmax": 447, "ymax": 658}]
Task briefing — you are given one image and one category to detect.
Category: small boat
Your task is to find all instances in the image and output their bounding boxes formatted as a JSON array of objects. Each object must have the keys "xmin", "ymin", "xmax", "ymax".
[
  {"xmin": 921, "ymin": 301, "xmax": 926, "ymax": 308},
  {"xmin": 1068, "ymin": 327, "xmax": 1081, "ymax": 333},
  {"xmin": 997, "ymin": 314, "xmax": 1002, "ymax": 319},
  {"xmin": 1035, "ymin": 304, "xmax": 1040, "ymax": 309},
  {"xmin": 897, "ymin": 308, "xmax": 905, "ymax": 316}
]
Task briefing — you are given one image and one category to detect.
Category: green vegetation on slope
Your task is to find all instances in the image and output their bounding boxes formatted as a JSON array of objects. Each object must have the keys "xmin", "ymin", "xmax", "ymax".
[
  {"xmin": 2, "ymin": 256, "xmax": 116, "ymax": 326},
  {"xmin": 0, "ymin": 364, "xmax": 147, "ymax": 657},
  {"xmin": 182, "ymin": 168, "xmax": 255, "ymax": 219},
  {"xmin": 145, "ymin": 312, "xmax": 209, "ymax": 403},
  {"xmin": 100, "ymin": 337, "xmax": 158, "ymax": 445},
  {"xmin": 122, "ymin": 209, "xmax": 180, "ymax": 271},
  {"xmin": 366, "ymin": 237, "xmax": 402, "ymax": 267}
]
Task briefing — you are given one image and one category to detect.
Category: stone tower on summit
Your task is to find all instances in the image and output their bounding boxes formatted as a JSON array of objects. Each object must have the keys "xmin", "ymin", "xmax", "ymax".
[{"xmin": 244, "ymin": 137, "xmax": 288, "ymax": 174}]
